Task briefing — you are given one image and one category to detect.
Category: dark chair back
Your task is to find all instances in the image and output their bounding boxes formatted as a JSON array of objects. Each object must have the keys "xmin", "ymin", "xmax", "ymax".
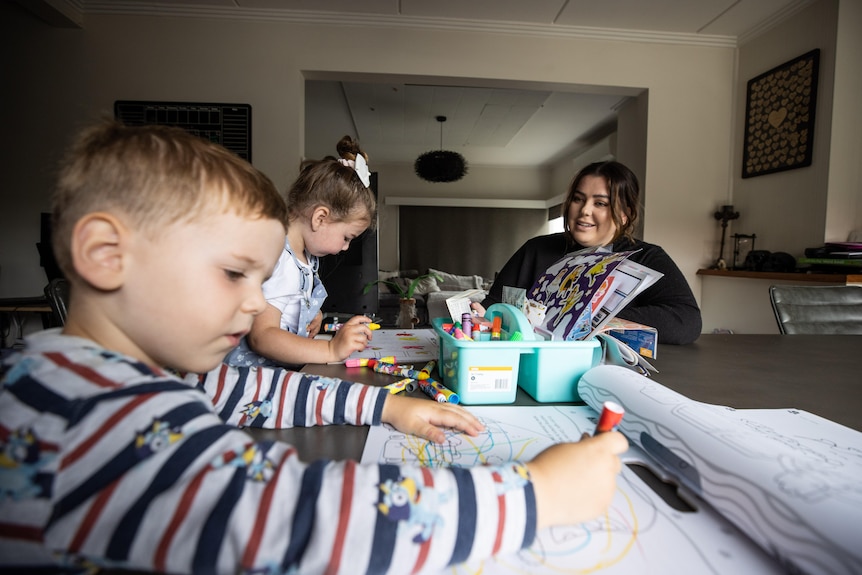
[
  {"xmin": 769, "ymin": 285, "xmax": 862, "ymax": 334},
  {"xmin": 44, "ymin": 278, "xmax": 70, "ymax": 326}
]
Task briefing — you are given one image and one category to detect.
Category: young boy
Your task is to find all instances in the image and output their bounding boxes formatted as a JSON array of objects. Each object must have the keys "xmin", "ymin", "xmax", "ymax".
[{"xmin": 0, "ymin": 122, "xmax": 627, "ymax": 574}]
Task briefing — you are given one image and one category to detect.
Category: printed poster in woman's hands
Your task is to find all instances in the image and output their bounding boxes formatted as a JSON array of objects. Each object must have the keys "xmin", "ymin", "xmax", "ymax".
[{"xmin": 526, "ymin": 247, "xmax": 635, "ymax": 341}]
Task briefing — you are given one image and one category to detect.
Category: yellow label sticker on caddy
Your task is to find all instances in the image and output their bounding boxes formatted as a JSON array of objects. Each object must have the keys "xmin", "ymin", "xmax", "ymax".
[{"xmin": 467, "ymin": 366, "xmax": 513, "ymax": 393}]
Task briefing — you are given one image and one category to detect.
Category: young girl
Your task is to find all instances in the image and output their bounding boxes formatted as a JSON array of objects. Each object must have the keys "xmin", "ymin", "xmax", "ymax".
[{"xmin": 225, "ymin": 136, "xmax": 378, "ymax": 367}]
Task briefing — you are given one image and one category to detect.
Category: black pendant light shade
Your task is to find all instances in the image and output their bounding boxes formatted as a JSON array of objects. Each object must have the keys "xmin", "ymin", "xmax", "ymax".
[{"xmin": 415, "ymin": 116, "xmax": 468, "ymax": 183}]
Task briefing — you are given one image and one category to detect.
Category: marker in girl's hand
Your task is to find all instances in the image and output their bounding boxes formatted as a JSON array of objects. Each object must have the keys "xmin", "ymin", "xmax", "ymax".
[
  {"xmin": 595, "ymin": 401, "xmax": 625, "ymax": 434},
  {"xmin": 325, "ymin": 321, "xmax": 380, "ymax": 332}
]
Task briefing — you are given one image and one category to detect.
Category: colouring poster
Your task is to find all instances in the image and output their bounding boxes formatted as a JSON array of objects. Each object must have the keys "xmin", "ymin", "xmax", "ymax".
[
  {"xmin": 579, "ymin": 366, "xmax": 862, "ymax": 575},
  {"xmin": 361, "ymin": 405, "xmax": 783, "ymax": 574}
]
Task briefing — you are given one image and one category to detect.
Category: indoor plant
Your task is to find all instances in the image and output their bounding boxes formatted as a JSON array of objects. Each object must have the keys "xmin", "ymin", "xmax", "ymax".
[{"xmin": 363, "ymin": 273, "xmax": 442, "ymax": 328}]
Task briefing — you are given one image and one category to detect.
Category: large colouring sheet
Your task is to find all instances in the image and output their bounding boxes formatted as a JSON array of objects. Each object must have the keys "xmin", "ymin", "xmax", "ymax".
[
  {"xmin": 361, "ymin": 405, "xmax": 783, "ymax": 574},
  {"xmin": 579, "ymin": 365, "xmax": 862, "ymax": 575}
]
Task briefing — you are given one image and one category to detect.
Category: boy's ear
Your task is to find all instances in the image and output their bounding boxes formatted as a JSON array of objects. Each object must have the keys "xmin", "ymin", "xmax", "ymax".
[
  {"xmin": 310, "ymin": 205, "xmax": 331, "ymax": 231},
  {"xmin": 71, "ymin": 212, "xmax": 129, "ymax": 290}
]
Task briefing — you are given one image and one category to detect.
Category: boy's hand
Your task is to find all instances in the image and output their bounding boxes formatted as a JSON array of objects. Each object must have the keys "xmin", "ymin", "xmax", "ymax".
[
  {"xmin": 527, "ymin": 432, "xmax": 628, "ymax": 530},
  {"xmin": 381, "ymin": 393, "xmax": 485, "ymax": 443}
]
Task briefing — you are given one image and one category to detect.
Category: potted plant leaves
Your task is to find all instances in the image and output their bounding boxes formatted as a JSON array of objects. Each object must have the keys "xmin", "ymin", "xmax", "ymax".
[{"xmin": 363, "ymin": 272, "xmax": 442, "ymax": 328}]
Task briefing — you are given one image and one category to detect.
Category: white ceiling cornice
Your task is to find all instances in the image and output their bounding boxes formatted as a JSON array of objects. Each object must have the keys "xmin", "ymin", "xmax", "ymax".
[
  {"xmin": 32, "ymin": 0, "xmax": 818, "ymax": 48},
  {"xmin": 81, "ymin": 2, "xmax": 740, "ymax": 48}
]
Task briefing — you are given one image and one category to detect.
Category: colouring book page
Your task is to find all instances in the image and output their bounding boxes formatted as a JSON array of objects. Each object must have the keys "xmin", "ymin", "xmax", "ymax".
[
  {"xmin": 579, "ymin": 365, "xmax": 862, "ymax": 575},
  {"xmin": 527, "ymin": 248, "xmax": 633, "ymax": 341},
  {"xmin": 339, "ymin": 329, "xmax": 438, "ymax": 364},
  {"xmin": 361, "ymin": 405, "xmax": 782, "ymax": 574}
]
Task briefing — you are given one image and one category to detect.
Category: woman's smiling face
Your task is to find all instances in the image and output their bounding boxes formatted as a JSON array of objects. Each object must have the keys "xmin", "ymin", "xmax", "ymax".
[{"xmin": 566, "ymin": 175, "xmax": 620, "ymax": 247}]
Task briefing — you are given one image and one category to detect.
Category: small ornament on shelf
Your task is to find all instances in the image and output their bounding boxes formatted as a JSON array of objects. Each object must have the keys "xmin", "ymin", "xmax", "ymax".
[{"xmin": 712, "ymin": 205, "xmax": 740, "ymax": 269}]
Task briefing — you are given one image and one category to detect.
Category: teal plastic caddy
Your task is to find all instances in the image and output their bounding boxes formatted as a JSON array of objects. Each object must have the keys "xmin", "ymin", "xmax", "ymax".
[{"xmin": 432, "ymin": 303, "xmax": 602, "ymax": 404}]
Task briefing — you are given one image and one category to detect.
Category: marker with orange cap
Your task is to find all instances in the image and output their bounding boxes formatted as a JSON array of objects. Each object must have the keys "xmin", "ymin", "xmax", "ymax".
[
  {"xmin": 595, "ymin": 401, "xmax": 625, "ymax": 434},
  {"xmin": 490, "ymin": 316, "xmax": 502, "ymax": 341}
]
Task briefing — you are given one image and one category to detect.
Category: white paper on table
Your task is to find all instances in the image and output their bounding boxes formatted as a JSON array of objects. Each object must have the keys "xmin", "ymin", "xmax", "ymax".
[
  {"xmin": 362, "ymin": 403, "xmax": 783, "ymax": 574},
  {"xmin": 578, "ymin": 365, "xmax": 862, "ymax": 575}
]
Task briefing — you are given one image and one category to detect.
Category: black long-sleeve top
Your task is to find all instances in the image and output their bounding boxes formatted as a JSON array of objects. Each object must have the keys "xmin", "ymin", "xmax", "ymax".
[{"xmin": 481, "ymin": 233, "xmax": 702, "ymax": 345}]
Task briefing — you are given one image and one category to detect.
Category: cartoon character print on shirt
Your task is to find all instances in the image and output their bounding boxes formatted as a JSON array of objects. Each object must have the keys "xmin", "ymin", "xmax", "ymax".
[
  {"xmin": 377, "ymin": 472, "xmax": 449, "ymax": 543},
  {"xmin": 134, "ymin": 419, "xmax": 183, "ymax": 459},
  {"xmin": 309, "ymin": 374, "xmax": 339, "ymax": 393},
  {"xmin": 0, "ymin": 427, "xmax": 56, "ymax": 501},
  {"xmin": 491, "ymin": 462, "xmax": 531, "ymax": 495},
  {"xmin": 211, "ymin": 442, "xmax": 275, "ymax": 483},
  {"xmin": 242, "ymin": 399, "xmax": 273, "ymax": 420}
]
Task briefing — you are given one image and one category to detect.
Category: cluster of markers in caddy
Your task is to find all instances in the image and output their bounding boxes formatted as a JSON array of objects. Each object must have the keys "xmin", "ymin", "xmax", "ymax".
[{"xmin": 442, "ymin": 313, "xmax": 524, "ymax": 342}]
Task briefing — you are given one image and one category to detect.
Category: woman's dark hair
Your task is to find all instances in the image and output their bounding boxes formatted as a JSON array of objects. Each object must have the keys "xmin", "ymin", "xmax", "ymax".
[{"xmin": 562, "ymin": 160, "xmax": 640, "ymax": 244}]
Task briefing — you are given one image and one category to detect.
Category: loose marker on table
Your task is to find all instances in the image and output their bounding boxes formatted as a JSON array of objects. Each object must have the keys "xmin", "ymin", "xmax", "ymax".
[
  {"xmin": 595, "ymin": 401, "xmax": 625, "ymax": 434},
  {"xmin": 344, "ymin": 355, "xmax": 395, "ymax": 368},
  {"xmin": 384, "ymin": 378, "xmax": 416, "ymax": 395}
]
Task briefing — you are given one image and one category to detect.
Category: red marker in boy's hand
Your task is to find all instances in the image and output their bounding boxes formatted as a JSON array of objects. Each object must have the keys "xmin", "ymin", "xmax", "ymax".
[{"xmin": 595, "ymin": 401, "xmax": 625, "ymax": 434}]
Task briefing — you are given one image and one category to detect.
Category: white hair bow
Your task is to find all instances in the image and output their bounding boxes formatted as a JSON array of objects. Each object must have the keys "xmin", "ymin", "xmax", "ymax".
[{"xmin": 338, "ymin": 155, "xmax": 371, "ymax": 188}]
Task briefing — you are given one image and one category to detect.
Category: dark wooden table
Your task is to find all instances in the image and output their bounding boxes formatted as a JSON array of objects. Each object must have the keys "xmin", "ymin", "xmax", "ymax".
[{"xmin": 250, "ymin": 334, "xmax": 862, "ymax": 462}]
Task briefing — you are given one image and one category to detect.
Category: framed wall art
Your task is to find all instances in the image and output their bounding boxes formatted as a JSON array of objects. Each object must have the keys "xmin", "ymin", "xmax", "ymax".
[{"xmin": 741, "ymin": 49, "xmax": 819, "ymax": 178}]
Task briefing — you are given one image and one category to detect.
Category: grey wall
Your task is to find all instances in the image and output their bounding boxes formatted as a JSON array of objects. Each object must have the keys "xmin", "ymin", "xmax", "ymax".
[
  {"xmin": 398, "ymin": 207, "xmax": 549, "ymax": 279},
  {"xmin": 0, "ymin": 2, "xmax": 736, "ymax": 303}
]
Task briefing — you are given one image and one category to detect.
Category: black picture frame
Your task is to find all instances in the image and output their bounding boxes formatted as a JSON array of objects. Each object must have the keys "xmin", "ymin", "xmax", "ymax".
[{"xmin": 742, "ymin": 49, "xmax": 819, "ymax": 178}]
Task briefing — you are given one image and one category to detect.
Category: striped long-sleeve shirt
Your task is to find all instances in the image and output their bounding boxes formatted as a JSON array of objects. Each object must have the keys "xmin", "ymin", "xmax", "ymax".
[{"xmin": 0, "ymin": 329, "xmax": 537, "ymax": 574}]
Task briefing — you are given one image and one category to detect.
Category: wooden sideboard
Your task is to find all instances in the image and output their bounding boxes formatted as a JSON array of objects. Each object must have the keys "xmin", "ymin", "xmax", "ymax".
[
  {"xmin": 696, "ymin": 269, "xmax": 861, "ymax": 334},
  {"xmin": 697, "ymin": 268, "xmax": 862, "ymax": 285}
]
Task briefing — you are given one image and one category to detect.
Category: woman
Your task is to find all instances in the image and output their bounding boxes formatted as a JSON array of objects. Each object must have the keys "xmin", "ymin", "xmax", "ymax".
[{"xmin": 480, "ymin": 161, "xmax": 702, "ymax": 345}]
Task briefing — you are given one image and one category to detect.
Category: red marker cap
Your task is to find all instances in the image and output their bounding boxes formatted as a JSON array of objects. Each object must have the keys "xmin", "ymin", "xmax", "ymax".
[{"xmin": 596, "ymin": 401, "xmax": 625, "ymax": 434}]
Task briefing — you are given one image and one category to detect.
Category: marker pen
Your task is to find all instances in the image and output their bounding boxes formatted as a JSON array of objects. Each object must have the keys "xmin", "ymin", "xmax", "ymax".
[
  {"xmin": 595, "ymin": 401, "xmax": 625, "ymax": 434},
  {"xmin": 424, "ymin": 378, "xmax": 460, "ymax": 404},
  {"xmin": 384, "ymin": 378, "xmax": 416, "ymax": 394},
  {"xmin": 461, "ymin": 313, "xmax": 472, "ymax": 342},
  {"xmin": 490, "ymin": 316, "xmax": 502, "ymax": 341},
  {"xmin": 419, "ymin": 360, "xmax": 436, "ymax": 380},
  {"xmin": 417, "ymin": 381, "xmax": 447, "ymax": 403},
  {"xmin": 325, "ymin": 322, "xmax": 380, "ymax": 331},
  {"xmin": 344, "ymin": 355, "xmax": 396, "ymax": 367},
  {"xmin": 453, "ymin": 327, "xmax": 472, "ymax": 341},
  {"xmin": 372, "ymin": 361, "xmax": 400, "ymax": 376}
]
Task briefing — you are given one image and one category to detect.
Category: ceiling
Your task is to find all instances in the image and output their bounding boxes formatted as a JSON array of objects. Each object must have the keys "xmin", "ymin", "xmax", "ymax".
[{"xmin": 22, "ymin": 0, "xmax": 814, "ymax": 168}]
